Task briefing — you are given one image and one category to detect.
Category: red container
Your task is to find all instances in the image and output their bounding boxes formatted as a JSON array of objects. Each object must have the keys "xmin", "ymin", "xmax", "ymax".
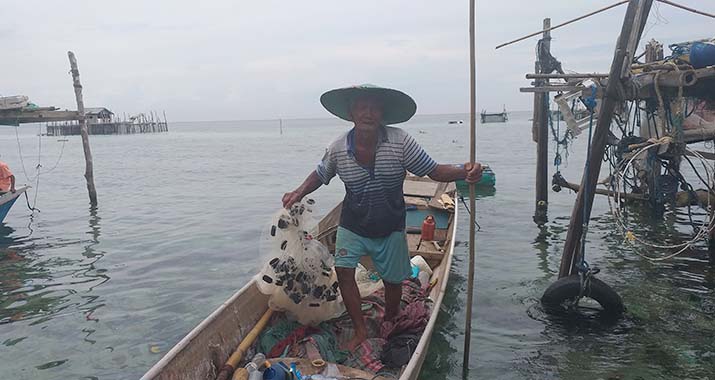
[{"xmin": 421, "ymin": 215, "xmax": 436, "ymax": 241}]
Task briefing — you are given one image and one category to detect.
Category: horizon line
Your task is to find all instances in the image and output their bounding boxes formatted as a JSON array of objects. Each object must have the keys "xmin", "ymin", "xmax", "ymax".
[{"xmin": 170, "ymin": 110, "xmax": 530, "ymax": 124}]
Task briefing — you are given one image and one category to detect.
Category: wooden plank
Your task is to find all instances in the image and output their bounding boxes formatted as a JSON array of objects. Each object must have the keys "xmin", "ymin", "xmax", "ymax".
[
  {"xmin": 407, "ymin": 234, "xmax": 446, "ymax": 254},
  {"xmin": 0, "ymin": 110, "xmax": 80, "ymax": 125},
  {"xmin": 405, "ymin": 175, "xmax": 436, "ymax": 183},
  {"xmin": 427, "ymin": 182, "xmax": 450, "ymax": 209},
  {"xmin": 520, "ymin": 86, "xmax": 583, "ymax": 93},
  {"xmin": 403, "ymin": 181, "xmax": 439, "ymax": 197},
  {"xmin": 405, "ymin": 196, "xmax": 429, "ymax": 207}
]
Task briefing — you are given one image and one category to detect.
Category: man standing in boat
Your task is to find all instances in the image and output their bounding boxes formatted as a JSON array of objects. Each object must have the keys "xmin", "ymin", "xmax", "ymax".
[
  {"xmin": 0, "ymin": 159, "xmax": 16, "ymax": 194},
  {"xmin": 283, "ymin": 84, "xmax": 482, "ymax": 350}
]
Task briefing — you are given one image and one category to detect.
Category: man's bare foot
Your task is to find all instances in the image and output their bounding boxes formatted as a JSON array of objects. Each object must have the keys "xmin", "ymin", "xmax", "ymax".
[{"xmin": 340, "ymin": 329, "xmax": 368, "ymax": 351}]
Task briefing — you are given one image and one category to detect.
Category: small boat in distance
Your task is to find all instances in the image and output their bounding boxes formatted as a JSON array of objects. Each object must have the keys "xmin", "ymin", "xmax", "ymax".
[
  {"xmin": 447, "ymin": 120, "xmax": 463, "ymax": 124},
  {"xmin": 0, "ymin": 186, "xmax": 29, "ymax": 223},
  {"xmin": 480, "ymin": 105, "xmax": 508, "ymax": 123}
]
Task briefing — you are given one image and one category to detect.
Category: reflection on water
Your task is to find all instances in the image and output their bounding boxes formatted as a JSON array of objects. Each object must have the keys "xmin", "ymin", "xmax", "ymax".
[
  {"xmin": 0, "ymin": 207, "xmax": 107, "ymax": 327},
  {"xmin": 517, "ymin": 192, "xmax": 715, "ymax": 379}
]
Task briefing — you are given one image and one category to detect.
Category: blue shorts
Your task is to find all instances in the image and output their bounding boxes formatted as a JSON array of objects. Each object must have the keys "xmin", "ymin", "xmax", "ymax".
[{"xmin": 334, "ymin": 226, "xmax": 412, "ymax": 284}]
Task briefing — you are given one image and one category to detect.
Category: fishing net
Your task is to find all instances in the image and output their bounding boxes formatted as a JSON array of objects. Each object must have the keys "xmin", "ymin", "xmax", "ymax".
[{"xmin": 256, "ymin": 201, "xmax": 344, "ymax": 325}]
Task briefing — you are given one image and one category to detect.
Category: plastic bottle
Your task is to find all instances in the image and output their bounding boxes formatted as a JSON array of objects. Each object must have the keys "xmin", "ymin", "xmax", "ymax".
[
  {"xmin": 242, "ymin": 362, "xmax": 260, "ymax": 380},
  {"xmin": 248, "ymin": 366, "xmax": 262, "ymax": 380},
  {"xmin": 250, "ymin": 353, "xmax": 266, "ymax": 367},
  {"xmin": 417, "ymin": 270, "xmax": 430, "ymax": 289},
  {"xmin": 248, "ymin": 353, "xmax": 266, "ymax": 380},
  {"xmin": 233, "ymin": 353, "xmax": 266, "ymax": 380}
]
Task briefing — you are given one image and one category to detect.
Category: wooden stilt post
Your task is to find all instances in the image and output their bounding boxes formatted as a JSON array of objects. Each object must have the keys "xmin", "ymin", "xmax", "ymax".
[
  {"xmin": 463, "ymin": 0, "xmax": 477, "ymax": 376},
  {"xmin": 557, "ymin": 0, "xmax": 653, "ymax": 278},
  {"xmin": 68, "ymin": 51, "xmax": 98, "ymax": 206},
  {"xmin": 534, "ymin": 18, "xmax": 551, "ymax": 226}
]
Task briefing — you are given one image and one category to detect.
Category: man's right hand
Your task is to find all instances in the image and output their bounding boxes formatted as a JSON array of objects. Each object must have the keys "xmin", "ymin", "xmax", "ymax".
[{"xmin": 282, "ymin": 190, "xmax": 303, "ymax": 209}]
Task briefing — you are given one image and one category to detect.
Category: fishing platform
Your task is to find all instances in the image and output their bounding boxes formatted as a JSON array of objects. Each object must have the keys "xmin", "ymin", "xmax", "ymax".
[
  {"xmin": 46, "ymin": 107, "xmax": 168, "ymax": 136},
  {"xmin": 502, "ymin": 0, "xmax": 715, "ymax": 315}
]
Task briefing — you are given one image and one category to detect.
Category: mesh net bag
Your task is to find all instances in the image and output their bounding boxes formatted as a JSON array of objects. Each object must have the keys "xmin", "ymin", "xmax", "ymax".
[{"xmin": 256, "ymin": 201, "xmax": 344, "ymax": 325}]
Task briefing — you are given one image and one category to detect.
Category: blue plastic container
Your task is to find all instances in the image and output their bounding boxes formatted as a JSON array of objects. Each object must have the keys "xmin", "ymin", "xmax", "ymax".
[
  {"xmin": 690, "ymin": 42, "xmax": 715, "ymax": 69},
  {"xmin": 263, "ymin": 365, "xmax": 287, "ymax": 380}
]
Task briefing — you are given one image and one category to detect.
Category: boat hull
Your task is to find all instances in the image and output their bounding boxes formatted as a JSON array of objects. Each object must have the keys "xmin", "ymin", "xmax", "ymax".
[{"xmin": 0, "ymin": 187, "xmax": 28, "ymax": 223}]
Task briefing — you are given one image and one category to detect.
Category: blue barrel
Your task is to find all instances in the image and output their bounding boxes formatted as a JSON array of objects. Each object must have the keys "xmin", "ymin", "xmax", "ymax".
[{"xmin": 690, "ymin": 42, "xmax": 715, "ymax": 69}]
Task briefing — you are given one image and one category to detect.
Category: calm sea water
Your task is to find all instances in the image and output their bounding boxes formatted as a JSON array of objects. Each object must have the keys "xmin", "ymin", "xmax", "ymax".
[{"xmin": 1, "ymin": 113, "xmax": 713, "ymax": 379}]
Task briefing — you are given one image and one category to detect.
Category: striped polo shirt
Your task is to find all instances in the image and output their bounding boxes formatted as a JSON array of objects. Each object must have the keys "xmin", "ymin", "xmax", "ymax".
[{"xmin": 316, "ymin": 126, "xmax": 437, "ymax": 238}]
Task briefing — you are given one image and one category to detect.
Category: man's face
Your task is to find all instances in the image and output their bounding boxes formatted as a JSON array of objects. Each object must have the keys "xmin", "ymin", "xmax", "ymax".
[{"xmin": 350, "ymin": 97, "xmax": 383, "ymax": 128}]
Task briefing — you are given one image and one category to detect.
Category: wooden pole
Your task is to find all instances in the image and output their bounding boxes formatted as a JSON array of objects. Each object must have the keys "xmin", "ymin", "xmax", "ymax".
[
  {"xmin": 557, "ymin": 0, "xmax": 653, "ymax": 278},
  {"xmin": 534, "ymin": 18, "xmax": 551, "ymax": 226},
  {"xmin": 68, "ymin": 51, "xmax": 98, "ymax": 206},
  {"xmin": 463, "ymin": 0, "xmax": 477, "ymax": 376},
  {"xmin": 554, "ymin": 174, "xmax": 647, "ymax": 201}
]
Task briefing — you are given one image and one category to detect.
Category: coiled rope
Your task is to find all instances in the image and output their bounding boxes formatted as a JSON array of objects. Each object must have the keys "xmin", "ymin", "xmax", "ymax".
[{"xmin": 607, "ymin": 138, "xmax": 715, "ymax": 261}]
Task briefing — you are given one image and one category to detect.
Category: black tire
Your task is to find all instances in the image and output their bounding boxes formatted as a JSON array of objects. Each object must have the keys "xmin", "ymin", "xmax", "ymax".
[{"xmin": 541, "ymin": 275, "xmax": 624, "ymax": 316}]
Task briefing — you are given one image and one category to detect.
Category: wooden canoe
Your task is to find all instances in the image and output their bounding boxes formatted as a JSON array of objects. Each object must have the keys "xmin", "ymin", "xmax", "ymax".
[{"xmin": 141, "ymin": 176, "xmax": 458, "ymax": 380}]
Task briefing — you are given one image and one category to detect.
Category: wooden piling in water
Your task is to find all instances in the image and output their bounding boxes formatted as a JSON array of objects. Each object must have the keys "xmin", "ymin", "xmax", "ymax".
[
  {"xmin": 68, "ymin": 51, "xmax": 98, "ymax": 206},
  {"xmin": 533, "ymin": 18, "xmax": 551, "ymax": 226}
]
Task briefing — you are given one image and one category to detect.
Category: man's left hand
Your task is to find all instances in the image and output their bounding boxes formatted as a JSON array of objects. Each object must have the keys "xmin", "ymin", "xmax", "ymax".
[{"xmin": 464, "ymin": 162, "xmax": 483, "ymax": 184}]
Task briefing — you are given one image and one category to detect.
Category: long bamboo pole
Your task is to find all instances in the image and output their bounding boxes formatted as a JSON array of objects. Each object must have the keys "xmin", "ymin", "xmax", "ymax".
[
  {"xmin": 657, "ymin": 0, "xmax": 715, "ymax": 19},
  {"xmin": 216, "ymin": 308, "xmax": 274, "ymax": 380},
  {"xmin": 68, "ymin": 51, "xmax": 98, "ymax": 205},
  {"xmin": 463, "ymin": 0, "xmax": 477, "ymax": 376},
  {"xmin": 495, "ymin": 0, "xmax": 628, "ymax": 49}
]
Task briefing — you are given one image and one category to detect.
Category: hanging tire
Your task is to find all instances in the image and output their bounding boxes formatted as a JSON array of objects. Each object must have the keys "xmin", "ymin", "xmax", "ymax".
[{"xmin": 541, "ymin": 275, "xmax": 624, "ymax": 316}]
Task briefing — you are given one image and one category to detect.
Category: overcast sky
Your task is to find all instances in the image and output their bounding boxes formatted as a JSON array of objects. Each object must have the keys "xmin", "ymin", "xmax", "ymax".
[{"xmin": 1, "ymin": 1, "xmax": 712, "ymax": 121}]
